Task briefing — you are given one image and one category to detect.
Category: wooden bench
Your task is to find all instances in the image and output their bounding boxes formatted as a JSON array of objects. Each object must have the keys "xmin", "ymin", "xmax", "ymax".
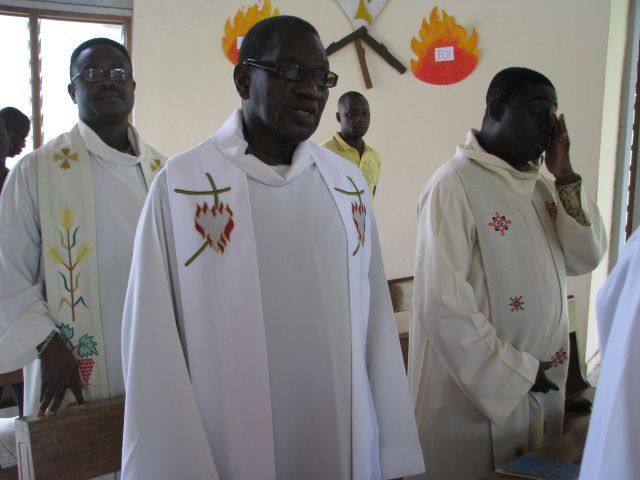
[{"xmin": 14, "ymin": 397, "xmax": 124, "ymax": 480}]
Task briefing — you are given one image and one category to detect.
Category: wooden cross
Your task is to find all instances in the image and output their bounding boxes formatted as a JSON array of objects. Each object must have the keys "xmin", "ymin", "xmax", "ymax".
[{"xmin": 326, "ymin": 26, "xmax": 406, "ymax": 89}]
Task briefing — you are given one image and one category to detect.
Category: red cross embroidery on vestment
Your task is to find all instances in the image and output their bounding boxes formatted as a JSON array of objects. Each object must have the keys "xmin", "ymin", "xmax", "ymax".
[
  {"xmin": 549, "ymin": 347, "xmax": 568, "ymax": 367},
  {"xmin": 545, "ymin": 201, "xmax": 558, "ymax": 217},
  {"xmin": 488, "ymin": 212, "xmax": 512, "ymax": 236},
  {"xmin": 508, "ymin": 296, "xmax": 525, "ymax": 311}
]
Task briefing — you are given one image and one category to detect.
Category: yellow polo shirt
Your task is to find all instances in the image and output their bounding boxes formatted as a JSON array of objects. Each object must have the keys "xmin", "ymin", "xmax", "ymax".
[{"xmin": 322, "ymin": 133, "xmax": 381, "ymax": 196}]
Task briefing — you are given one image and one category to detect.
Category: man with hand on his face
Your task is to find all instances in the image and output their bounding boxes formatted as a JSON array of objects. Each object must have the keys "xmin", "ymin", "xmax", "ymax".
[
  {"xmin": 121, "ymin": 15, "xmax": 423, "ymax": 480},
  {"xmin": 323, "ymin": 91, "xmax": 381, "ymax": 196},
  {"xmin": 408, "ymin": 67, "xmax": 607, "ymax": 480},
  {"xmin": 0, "ymin": 38, "xmax": 165, "ymax": 421}
]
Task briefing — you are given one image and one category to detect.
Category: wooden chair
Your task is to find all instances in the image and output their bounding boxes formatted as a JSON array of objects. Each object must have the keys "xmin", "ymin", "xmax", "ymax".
[
  {"xmin": 15, "ymin": 397, "xmax": 124, "ymax": 480},
  {"xmin": 388, "ymin": 276, "xmax": 413, "ymax": 370}
]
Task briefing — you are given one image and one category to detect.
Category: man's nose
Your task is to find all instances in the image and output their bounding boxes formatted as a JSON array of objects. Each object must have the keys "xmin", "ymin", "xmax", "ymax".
[{"xmin": 295, "ymin": 75, "xmax": 321, "ymax": 97}]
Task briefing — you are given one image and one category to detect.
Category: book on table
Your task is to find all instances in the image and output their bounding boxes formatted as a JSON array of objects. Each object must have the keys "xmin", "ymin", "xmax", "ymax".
[{"xmin": 495, "ymin": 456, "xmax": 580, "ymax": 480}]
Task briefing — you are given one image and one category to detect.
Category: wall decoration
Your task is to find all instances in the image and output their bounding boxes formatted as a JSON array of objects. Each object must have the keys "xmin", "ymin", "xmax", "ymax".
[
  {"xmin": 326, "ymin": 27, "xmax": 405, "ymax": 89},
  {"xmin": 335, "ymin": 0, "xmax": 390, "ymax": 29},
  {"xmin": 410, "ymin": 7, "xmax": 479, "ymax": 85},
  {"xmin": 222, "ymin": 0, "xmax": 280, "ymax": 64},
  {"xmin": 328, "ymin": 1, "xmax": 403, "ymax": 89}
]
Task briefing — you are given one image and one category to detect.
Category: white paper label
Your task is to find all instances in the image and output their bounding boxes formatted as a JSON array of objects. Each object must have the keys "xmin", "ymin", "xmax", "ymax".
[{"xmin": 435, "ymin": 46, "xmax": 455, "ymax": 62}]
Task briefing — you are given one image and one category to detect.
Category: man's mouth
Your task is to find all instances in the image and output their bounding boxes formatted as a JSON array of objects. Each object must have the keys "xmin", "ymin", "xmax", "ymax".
[
  {"xmin": 96, "ymin": 90, "xmax": 123, "ymax": 101},
  {"xmin": 292, "ymin": 106, "xmax": 316, "ymax": 122}
]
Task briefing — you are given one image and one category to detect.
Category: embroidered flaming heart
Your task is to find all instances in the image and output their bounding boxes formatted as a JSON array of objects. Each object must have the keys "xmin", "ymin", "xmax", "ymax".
[
  {"xmin": 195, "ymin": 202, "xmax": 234, "ymax": 253},
  {"xmin": 77, "ymin": 358, "xmax": 95, "ymax": 384},
  {"xmin": 352, "ymin": 201, "xmax": 366, "ymax": 249}
]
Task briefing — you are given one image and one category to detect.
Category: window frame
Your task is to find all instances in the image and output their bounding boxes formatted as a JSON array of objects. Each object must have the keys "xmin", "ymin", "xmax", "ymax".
[{"xmin": 0, "ymin": 6, "xmax": 131, "ymax": 150}]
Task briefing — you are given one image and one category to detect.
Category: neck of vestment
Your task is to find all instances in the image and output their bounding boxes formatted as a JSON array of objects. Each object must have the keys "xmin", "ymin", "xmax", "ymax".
[
  {"xmin": 164, "ymin": 109, "xmax": 382, "ymax": 479},
  {"xmin": 453, "ymin": 129, "xmax": 569, "ymax": 466},
  {"xmin": 37, "ymin": 121, "xmax": 163, "ymax": 403}
]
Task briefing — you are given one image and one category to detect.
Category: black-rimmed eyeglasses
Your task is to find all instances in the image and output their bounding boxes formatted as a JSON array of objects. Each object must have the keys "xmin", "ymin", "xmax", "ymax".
[
  {"xmin": 71, "ymin": 67, "xmax": 133, "ymax": 83},
  {"xmin": 243, "ymin": 59, "xmax": 338, "ymax": 89}
]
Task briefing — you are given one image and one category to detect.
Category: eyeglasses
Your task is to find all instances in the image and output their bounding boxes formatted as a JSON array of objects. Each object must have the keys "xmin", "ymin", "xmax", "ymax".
[
  {"xmin": 71, "ymin": 67, "xmax": 132, "ymax": 83},
  {"xmin": 243, "ymin": 59, "xmax": 338, "ymax": 89}
]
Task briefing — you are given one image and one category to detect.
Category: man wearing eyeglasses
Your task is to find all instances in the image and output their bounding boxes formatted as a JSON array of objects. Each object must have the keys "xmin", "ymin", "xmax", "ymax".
[
  {"xmin": 120, "ymin": 15, "xmax": 423, "ymax": 480},
  {"xmin": 0, "ymin": 37, "xmax": 165, "ymax": 422}
]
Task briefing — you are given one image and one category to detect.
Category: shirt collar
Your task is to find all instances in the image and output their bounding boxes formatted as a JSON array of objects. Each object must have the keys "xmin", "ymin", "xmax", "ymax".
[
  {"xmin": 78, "ymin": 119, "xmax": 141, "ymax": 167},
  {"xmin": 457, "ymin": 129, "xmax": 540, "ymax": 196},
  {"xmin": 332, "ymin": 132, "xmax": 370, "ymax": 153},
  {"xmin": 212, "ymin": 110, "xmax": 315, "ymax": 187}
]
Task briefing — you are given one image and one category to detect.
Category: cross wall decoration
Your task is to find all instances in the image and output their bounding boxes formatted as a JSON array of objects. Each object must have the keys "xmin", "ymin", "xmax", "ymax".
[{"xmin": 325, "ymin": 26, "xmax": 406, "ymax": 89}]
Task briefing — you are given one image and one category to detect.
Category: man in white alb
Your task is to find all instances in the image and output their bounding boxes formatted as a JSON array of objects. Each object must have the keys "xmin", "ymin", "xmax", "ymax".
[
  {"xmin": 0, "ymin": 38, "xmax": 165, "ymax": 418},
  {"xmin": 581, "ymin": 227, "xmax": 640, "ymax": 480},
  {"xmin": 121, "ymin": 16, "xmax": 424, "ymax": 480},
  {"xmin": 409, "ymin": 67, "xmax": 607, "ymax": 479}
]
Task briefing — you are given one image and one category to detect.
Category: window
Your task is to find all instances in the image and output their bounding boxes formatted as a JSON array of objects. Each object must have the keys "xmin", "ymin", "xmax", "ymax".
[
  {"xmin": 0, "ymin": 7, "xmax": 130, "ymax": 168},
  {"xmin": 625, "ymin": 40, "xmax": 640, "ymax": 239}
]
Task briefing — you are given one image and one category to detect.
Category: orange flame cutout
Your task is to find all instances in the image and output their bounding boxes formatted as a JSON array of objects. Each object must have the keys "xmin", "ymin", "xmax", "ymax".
[
  {"xmin": 222, "ymin": 0, "xmax": 280, "ymax": 65},
  {"xmin": 410, "ymin": 7, "xmax": 479, "ymax": 85}
]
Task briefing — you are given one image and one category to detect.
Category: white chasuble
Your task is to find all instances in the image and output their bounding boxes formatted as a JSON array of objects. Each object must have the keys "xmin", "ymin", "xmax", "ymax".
[
  {"xmin": 37, "ymin": 124, "xmax": 163, "ymax": 404},
  {"xmin": 166, "ymin": 117, "xmax": 373, "ymax": 479},
  {"xmin": 122, "ymin": 111, "xmax": 424, "ymax": 480},
  {"xmin": 452, "ymin": 153, "xmax": 568, "ymax": 465},
  {"xmin": 581, "ymin": 228, "xmax": 640, "ymax": 480},
  {"xmin": 409, "ymin": 130, "xmax": 606, "ymax": 480}
]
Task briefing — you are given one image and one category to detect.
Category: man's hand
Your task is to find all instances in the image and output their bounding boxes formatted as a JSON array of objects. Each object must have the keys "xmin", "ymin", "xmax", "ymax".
[
  {"xmin": 530, "ymin": 360, "xmax": 560, "ymax": 394},
  {"xmin": 38, "ymin": 333, "xmax": 84, "ymax": 415},
  {"xmin": 544, "ymin": 111, "xmax": 579, "ymax": 184}
]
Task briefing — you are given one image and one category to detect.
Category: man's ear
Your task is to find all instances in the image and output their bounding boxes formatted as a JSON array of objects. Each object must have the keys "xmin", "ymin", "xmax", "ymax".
[
  {"xmin": 488, "ymin": 99, "xmax": 505, "ymax": 121},
  {"xmin": 68, "ymin": 83, "xmax": 77, "ymax": 104},
  {"xmin": 335, "ymin": 112, "xmax": 340, "ymax": 123},
  {"xmin": 234, "ymin": 64, "xmax": 250, "ymax": 99}
]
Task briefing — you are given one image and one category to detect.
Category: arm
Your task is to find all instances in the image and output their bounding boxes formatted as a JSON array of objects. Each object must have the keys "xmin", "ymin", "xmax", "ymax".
[
  {"xmin": 0, "ymin": 155, "xmax": 57, "ymax": 372},
  {"xmin": 413, "ymin": 169, "xmax": 539, "ymax": 424},
  {"xmin": 121, "ymin": 171, "xmax": 219, "ymax": 479},
  {"xmin": 0, "ymin": 155, "xmax": 84, "ymax": 413},
  {"xmin": 365, "ymin": 219, "xmax": 424, "ymax": 479},
  {"xmin": 544, "ymin": 112, "xmax": 607, "ymax": 274}
]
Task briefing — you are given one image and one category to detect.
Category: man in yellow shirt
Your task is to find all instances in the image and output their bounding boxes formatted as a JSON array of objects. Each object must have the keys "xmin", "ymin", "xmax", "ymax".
[{"xmin": 323, "ymin": 91, "xmax": 381, "ymax": 195}]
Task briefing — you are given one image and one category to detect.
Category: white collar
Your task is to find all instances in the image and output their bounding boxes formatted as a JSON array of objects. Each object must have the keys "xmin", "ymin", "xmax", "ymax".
[
  {"xmin": 78, "ymin": 119, "xmax": 142, "ymax": 167},
  {"xmin": 212, "ymin": 110, "xmax": 315, "ymax": 187},
  {"xmin": 457, "ymin": 129, "xmax": 540, "ymax": 196}
]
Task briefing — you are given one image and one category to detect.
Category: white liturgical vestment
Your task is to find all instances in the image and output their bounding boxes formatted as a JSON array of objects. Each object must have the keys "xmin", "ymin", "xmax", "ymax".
[
  {"xmin": 0, "ymin": 120, "xmax": 164, "ymax": 416},
  {"xmin": 121, "ymin": 111, "xmax": 424, "ymax": 480},
  {"xmin": 409, "ymin": 130, "xmax": 606, "ymax": 480},
  {"xmin": 581, "ymin": 228, "xmax": 640, "ymax": 480}
]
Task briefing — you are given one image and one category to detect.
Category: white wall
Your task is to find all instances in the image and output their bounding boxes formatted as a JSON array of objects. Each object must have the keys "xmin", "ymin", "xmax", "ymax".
[{"xmin": 131, "ymin": 0, "xmax": 613, "ymax": 353}]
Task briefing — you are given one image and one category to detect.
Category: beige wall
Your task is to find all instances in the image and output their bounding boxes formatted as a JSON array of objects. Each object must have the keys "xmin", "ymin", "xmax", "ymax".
[{"xmin": 131, "ymin": 0, "xmax": 614, "ymax": 357}]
